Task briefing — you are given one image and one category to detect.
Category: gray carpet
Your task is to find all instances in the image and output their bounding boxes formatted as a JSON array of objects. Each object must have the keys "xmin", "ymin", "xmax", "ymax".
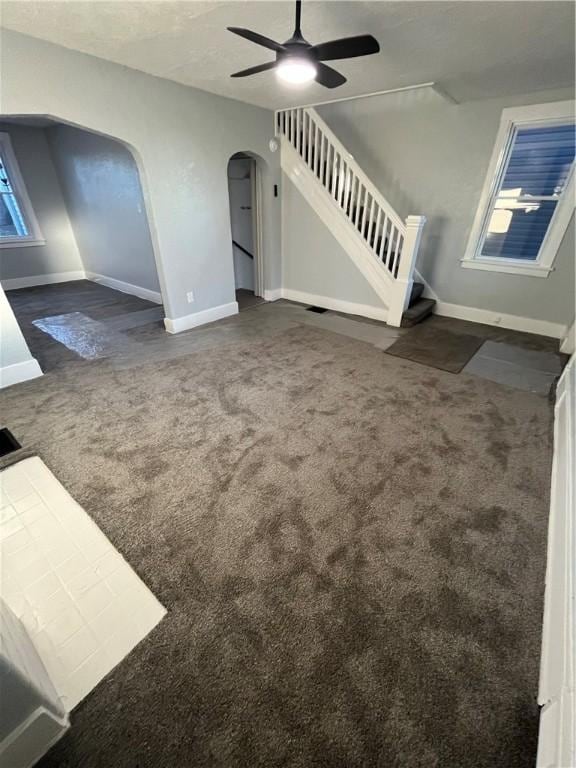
[{"xmin": 0, "ymin": 309, "xmax": 554, "ymax": 768}]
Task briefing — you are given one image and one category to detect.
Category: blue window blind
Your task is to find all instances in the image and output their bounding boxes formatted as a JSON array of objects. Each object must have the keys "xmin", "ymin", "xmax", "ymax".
[
  {"xmin": 480, "ymin": 123, "xmax": 575, "ymax": 261},
  {"xmin": 0, "ymin": 153, "xmax": 29, "ymax": 239}
]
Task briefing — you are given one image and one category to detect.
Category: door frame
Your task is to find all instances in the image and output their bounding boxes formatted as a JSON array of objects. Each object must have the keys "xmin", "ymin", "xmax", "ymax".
[{"xmin": 250, "ymin": 158, "xmax": 265, "ymax": 298}]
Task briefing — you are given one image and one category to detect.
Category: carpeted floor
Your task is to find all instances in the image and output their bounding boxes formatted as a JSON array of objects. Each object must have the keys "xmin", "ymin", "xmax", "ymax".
[{"xmin": 1, "ymin": 289, "xmax": 555, "ymax": 768}]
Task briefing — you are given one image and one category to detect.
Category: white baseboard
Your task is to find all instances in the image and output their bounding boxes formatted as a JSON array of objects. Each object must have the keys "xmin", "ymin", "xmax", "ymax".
[
  {"xmin": 1, "ymin": 271, "xmax": 86, "ymax": 290},
  {"xmin": 433, "ymin": 300, "xmax": 567, "ymax": 340},
  {"xmin": 282, "ymin": 288, "xmax": 389, "ymax": 322},
  {"xmin": 0, "ymin": 358, "xmax": 43, "ymax": 389},
  {"xmin": 164, "ymin": 301, "xmax": 238, "ymax": 334},
  {"xmin": 560, "ymin": 322, "xmax": 575, "ymax": 355},
  {"xmin": 0, "ymin": 707, "xmax": 69, "ymax": 768},
  {"xmin": 86, "ymin": 273, "xmax": 162, "ymax": 304},
  {"xmin": 263, "ymin": 288, "xmax": 283, "ymax": 302}
]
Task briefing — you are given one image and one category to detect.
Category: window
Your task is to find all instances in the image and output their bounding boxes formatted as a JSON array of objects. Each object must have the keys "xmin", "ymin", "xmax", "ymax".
[
  {"xmin": 0, "ymin": 132, "xmax": 44, "ymax": 248},
  {"xmin": 462, "ymin": 101, "xmax": 575, "ymax": 277}
]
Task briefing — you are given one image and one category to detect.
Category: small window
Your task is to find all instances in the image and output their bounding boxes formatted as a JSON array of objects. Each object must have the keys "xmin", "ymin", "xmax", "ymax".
[
  {"xmin": 463, "ymin": 101, "xmax": 575, "ymax": 277},
  {"xmin": 0, "ymin": 132, "xmax": 44, "ymax": 248}
]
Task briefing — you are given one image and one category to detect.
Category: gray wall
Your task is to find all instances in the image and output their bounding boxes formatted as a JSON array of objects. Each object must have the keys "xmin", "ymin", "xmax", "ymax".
[
  {"xmin": 1, "ymin": 30, "xmax": 281, "ymax": 322},
  {"xmin": 0, "ymin": 123, "xmax": 82, "ymax": 282},
  {"xmin": 319, "ymin": 87, "xmax": 575, "ymax": 326},
  {"xmin": 48, "ymin": 125, "xmax": 160, "ymax": 294},
  {"xmin": 282, "ymin": 175, "xmax": 387, "ymax": 310}
]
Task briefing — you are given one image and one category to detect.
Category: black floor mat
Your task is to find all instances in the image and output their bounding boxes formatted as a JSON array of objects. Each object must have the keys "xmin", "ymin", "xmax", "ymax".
[{"xmin": 385, "ymin": 325, "xmax": 484, "ymax": 373}]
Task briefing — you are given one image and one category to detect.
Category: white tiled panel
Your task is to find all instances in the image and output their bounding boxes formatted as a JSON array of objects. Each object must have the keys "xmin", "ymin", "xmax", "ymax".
[{"xmin": 0, "ymin": 458, "xmax": 166, "ymax": 710}]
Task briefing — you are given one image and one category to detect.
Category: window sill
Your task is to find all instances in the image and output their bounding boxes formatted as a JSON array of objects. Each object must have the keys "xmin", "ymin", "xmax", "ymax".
[
  {"xmin": 460, "ymin": 258, "xmax": 552, "ymax": 278},
  {"xmin": 0, "ymin": 239, "xmax": 46, "ymax": 250}
]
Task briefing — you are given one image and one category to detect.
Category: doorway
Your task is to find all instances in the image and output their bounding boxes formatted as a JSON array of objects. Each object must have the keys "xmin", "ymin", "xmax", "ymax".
[
  {"xmin": 0, "ymin": 117, "xmax": 164, "ymax": 373},
  {"xmin": 227, "ymin": 153, "xmax": 265, "ymax": 311}
]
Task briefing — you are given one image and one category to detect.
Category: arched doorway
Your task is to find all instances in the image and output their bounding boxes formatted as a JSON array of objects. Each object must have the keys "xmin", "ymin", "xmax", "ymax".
[
  {"xmin": 0, "ymin": 115, "xmax": 165, "ymax": 373},
  {"xmin": 227, "ymin": 152, "xmax": 265, "ymax": 311}
]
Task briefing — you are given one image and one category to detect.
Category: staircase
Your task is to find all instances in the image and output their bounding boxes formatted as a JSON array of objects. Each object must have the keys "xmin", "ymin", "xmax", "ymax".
[{"xmin": 275, "ymin": 107, "xmax": 433, "ymax": 327}]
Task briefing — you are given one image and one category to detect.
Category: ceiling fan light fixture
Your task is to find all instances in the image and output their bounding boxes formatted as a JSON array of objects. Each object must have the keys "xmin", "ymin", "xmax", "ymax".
[
  {"xmin": 229, "ymin": 0, "xmax": 380, "ymax": 89},
  {"xmin": 276, "ymin": 57, "xmax": 317, "ymax": 84}
]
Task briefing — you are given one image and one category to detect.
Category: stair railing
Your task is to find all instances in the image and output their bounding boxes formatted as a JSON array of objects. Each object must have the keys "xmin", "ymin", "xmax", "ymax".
[{"xmin": 275, "ymin": 106, "xmax": 426, "ymax": 325}]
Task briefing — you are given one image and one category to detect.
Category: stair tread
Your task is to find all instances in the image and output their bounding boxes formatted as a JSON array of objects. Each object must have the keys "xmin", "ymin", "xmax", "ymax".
[{"xmin": 401, "ymin": 298, "xmax": 436, "ymax": 327}]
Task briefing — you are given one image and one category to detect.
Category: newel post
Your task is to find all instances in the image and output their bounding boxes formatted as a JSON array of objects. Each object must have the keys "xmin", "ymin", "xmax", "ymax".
[{"xmin": 387, "ymin": 215, "xmax": 427, "ymax": 327}]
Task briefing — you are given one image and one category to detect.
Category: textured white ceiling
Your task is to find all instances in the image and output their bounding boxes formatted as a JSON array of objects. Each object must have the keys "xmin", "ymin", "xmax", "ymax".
[{"xmin": 1, "ymin": 1, "xmax": 574, "ymax": 110}]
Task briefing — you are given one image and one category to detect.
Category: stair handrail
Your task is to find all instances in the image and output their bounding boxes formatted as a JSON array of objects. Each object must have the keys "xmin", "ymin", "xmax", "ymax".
[{"xmin": 232, "ymin": 239, "xmax": 254, "ymax": 259}]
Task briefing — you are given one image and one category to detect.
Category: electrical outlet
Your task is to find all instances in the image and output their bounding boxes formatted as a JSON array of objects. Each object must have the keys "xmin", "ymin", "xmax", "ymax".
[{"xmin": 187, "ymin": 291, "xmax": 194, "ymax": 303}]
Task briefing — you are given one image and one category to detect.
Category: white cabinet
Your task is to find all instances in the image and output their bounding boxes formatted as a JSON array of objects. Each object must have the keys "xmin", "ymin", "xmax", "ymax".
[{"xmin": 538, "ymin": 355, "xmax": 575, "ymax": 768}]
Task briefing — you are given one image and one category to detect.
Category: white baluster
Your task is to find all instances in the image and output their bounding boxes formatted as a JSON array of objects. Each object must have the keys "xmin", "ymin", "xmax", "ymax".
[
  {"xmin": 352, "ymin": 177, "xmax": 360, "ymax": 221},
  {"xmin": 335, "ymin": 157, "xmax": 342, "ymax": 204},
  {"xmin": 360, "ymin": 193, "xmax": 370, "ymax": 237},
  {"xmin": 373, "ymin": 208, "xmax": 382, "ymax": 255},
  {"xmin": 395, "ymin": 235, "xmax": 405, "ymax": 277},
  {"xmin": 378, "ymin": 216, "xmax": 388, "ymax": 261},
  {"xmin": 385, "ymin": 224, "xmax": 397, "ymax": 270},
  {"xmin": 391, "ymin": 228, "xmax": 401, "ymax": 273},
  {"xmin": 367, "ymin": 198, "xmax": 376, "ymax": 245},
  {"xmin": 331, "ymin": 149, "xmax": 338, "ymax": 198},
  {"xmin": 343, "ymin": 166, "xmax": 352, "ymax": 214},
  {"xmin": 347, "ymin": 176, "xmax": 356, "ymax": 221},
  {"xmin": 354, "ymin": 185, "xmax": 363, "ymax": 228},
  {"xmin": 297, "ymin": 110, "xmax": 302, "ymax": 154},
  {"xmin": 338, "ymin": 160, "xmax": 346, "ymax": 208}
]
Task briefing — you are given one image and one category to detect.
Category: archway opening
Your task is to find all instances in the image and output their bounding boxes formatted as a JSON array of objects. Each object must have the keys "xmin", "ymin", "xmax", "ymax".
[
  {"xmin": 0, "ymin": 115, "xmax": 165, "ymax": 372},
  {"xmin": 227, "ymin": 152, "xmax": 266, "ymax": 311}
]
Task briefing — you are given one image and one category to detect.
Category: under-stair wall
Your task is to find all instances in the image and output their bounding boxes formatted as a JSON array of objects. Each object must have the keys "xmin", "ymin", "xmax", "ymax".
[
  {"xmin": 276, "ymin": 107, "xmax": 426, "ymax": 327},
  {"xmin": 282, "ymin": 179, "xmax": 391, "ymax": 320}
]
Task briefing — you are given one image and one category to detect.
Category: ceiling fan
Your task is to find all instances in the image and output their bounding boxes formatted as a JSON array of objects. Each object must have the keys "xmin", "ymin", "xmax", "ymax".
[{"xmin": 228, "ymin": 0, "xmax": 380, "ymax": 89}]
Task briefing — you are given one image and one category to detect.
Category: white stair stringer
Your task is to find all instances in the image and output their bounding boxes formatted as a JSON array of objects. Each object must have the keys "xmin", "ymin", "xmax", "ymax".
[{"xmin": 281, "ymin": 138, "xmax": 393, "ymax": 317}]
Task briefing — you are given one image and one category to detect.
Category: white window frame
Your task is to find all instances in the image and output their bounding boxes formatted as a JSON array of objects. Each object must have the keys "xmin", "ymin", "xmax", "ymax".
[
  {"xmin": 462, "ymin": 100, "xmax": 575, "ymax": 278},
  {"xmin": 0, "ymin": 132, "xmax": 45, "ymax": 249}
]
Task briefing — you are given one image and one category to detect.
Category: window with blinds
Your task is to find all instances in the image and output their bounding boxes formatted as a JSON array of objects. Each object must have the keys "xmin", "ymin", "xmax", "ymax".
[
  {"xmin": 0, "ymin": 151, "xmax": 29, "ymax": 240},
  {"xmin": 479, "ymin": 122, "xmax": 575, "ymax": 262},
  {"xmin": 0, "ymin": 132, "xmax": 43, "ymax": 248}
]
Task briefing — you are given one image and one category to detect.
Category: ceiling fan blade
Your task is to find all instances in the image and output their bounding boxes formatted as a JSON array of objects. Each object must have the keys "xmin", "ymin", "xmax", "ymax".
[
  {"xmin": 230, "ymin": 61, "xmax": 277, "ymax": 78},
  {"xmin": 315, "ymin": 62, "xmax": 347, "ymax": 89},
  {"xmin": 227, "ymin": 27, "xmax": 286, "ymax": 53},
  {"xmin": 311, "ymin": 34, "xmax": 380, "ymax": 61}
]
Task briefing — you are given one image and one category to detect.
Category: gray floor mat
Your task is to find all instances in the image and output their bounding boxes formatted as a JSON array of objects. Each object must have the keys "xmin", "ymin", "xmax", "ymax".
[
  {"xmin": 385, "ymin": 325, "xmax": 484, "ymax": 373},
  {"xmin": 462, "ymin": 340, "xmax": 564, "ymax": 395}
]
